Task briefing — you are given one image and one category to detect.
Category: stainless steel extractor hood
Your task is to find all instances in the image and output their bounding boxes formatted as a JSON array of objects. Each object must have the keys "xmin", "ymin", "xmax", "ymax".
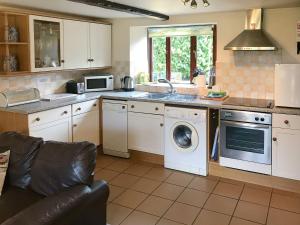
[{"xmin": 224, "ymin": 9, "xmax": 277, "ymax": 51}]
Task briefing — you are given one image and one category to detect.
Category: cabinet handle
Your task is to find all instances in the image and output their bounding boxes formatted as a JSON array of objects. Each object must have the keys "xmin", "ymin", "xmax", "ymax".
[
  {"xmin": 131, "ymin": 105, "xmax": 135, "ymax": 108},
  {"xmin": 155, "ymin": 107, "xmax": 159, "ymax": 111},
  {"xmin": 35, "ymin": 117, "xmax": 40, "ymax": 122},
  {"xmin": 273, "ymin": 137, "xmax": 277, "ymax": 142},
  {"xmin": 61, "ymin": 59, "xmax": 65, "ymax": 63},
  {"xmin": 90, "ymin": 59, "xmax": 94, "ymax": 62},
  {"xmin": 160, "ymin": 123, "xmax": 164, "ymax": 127},
  {"xmin": 73, "ymin": 124, "xmax": 77, "ymax": 127},
  {"xmin": 87, "ymin": 59, "xmax": 91, "ymax": 62},
  {"xmin": 77, "ymin": 107, "xmax": 82, "ymax": 111},
  {"xmin": 122, "ymin": 106, "xmax": 126, "ymax": 109},
  {"xmin": 63, "ymin": 111, "xmax": 68, "ymax": 114},
  {"xmin": 284, "ymin": 120, "xmax": 289, "ymax": 125},
  {"xmin": 93, "ymin": 104, "xmax": 97, "ymax": 107}
]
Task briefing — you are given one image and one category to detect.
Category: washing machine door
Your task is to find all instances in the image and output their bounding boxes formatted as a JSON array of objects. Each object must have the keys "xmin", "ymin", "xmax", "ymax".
[{"xmin": 171, "ymin": 121, "xmax": 199, "ymax": 152}]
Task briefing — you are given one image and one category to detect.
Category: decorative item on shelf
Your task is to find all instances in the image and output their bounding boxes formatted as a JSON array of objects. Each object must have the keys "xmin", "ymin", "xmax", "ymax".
[
  {"xmin": 3, "ymin": 55, "xmax": 19, "ymax": 72},
  {"xmin": 181, "ymin": 0, "xmax": 210, "ymax": 8},
  {"xmin": 7, "ymin": 26, "xmax": 19, "ymax": 42}
]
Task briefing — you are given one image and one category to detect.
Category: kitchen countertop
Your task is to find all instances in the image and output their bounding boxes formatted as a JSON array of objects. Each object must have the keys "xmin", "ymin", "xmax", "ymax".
[{"xmin": 1, "ymin": 90, "xmax": 300, "ymax": 115}]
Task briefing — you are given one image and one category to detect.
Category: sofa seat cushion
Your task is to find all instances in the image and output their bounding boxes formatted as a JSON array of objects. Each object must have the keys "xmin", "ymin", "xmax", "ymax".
[
  {"xmin": 30, "ymin": 141, "xmax": 97, "ymax": 196},
  {"xmin": 0, "ymin": 186, "xmax": 43, "ymax": 224},
  {"xmin": 0, "ymin": 132, "xmax": 43, "ymax": 189}
]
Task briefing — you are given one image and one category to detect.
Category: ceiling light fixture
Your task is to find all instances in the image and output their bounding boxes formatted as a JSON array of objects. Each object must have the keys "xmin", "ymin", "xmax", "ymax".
[{"xmin": 181, "ymin": 0, "xmax": 210, "ymax": 8}]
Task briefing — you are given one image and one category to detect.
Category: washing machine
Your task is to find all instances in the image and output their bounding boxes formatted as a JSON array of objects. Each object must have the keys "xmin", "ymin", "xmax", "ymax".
[{"xmin": 164, "ymin": 106, "xmax": 208, "ymax": 176}]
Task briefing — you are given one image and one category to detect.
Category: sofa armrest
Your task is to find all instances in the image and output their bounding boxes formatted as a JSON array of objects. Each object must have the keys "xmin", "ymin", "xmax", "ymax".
[{"xmin": 1, "ymin": 180, "xmax": 109, "ymax": 225}]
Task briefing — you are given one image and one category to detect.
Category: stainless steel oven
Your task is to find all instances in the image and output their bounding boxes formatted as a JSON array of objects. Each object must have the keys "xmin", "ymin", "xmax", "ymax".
[{"xmin": 220, "ymin": 109, "xmax": 272, "ymax": 174}]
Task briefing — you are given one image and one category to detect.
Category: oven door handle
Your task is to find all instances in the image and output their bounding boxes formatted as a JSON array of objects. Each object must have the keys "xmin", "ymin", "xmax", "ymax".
[{"xmin": 221, "ymin": 120, "xmax": 271, "ymax": 129}]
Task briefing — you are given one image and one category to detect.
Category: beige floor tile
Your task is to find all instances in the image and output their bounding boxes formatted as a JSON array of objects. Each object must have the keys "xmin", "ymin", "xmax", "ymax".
[
  {"xmin": 204, "ymin": 194, "xmax": 238, "ymax": 215},
  {"xmin": 124, "ymin": 163, "xmax": 152, "ymax": 176},
  {"xmin": 113, "ymin": 189, "xmax": 148, "ymax": 209},
  {"xmin": 230, "ymin": 217, "xmax": 261, "ymax": 225},
  {"xmin": 193, "ymin": 209, "xmax": 231, "ymax": 225},
  {"xmin": 96, "ymin": 155, "xmax": 116, "ymax": 168},
  {"xmin": 164, "ymin": 202, "xmax": 201, "ymax": 225},
  {"xmin": 94, "ymin": 168, "xmax": 119, "ymax": 182},
  {"xmin": 110, "ymin": 173, "xmax": 140, "ymax": 188},
  {"xmin": 144, "ymin": 167, "xmax": 173, "ymax": 182},
  {"xmin": 240, "ymin": 186, "xmax": 271, "ymax": 206},
  {"xmin": 270, "ymin": 193, "xmax": 300, "ymax": 213},
  {"xmin": 120, "ymin": 211, "xmax": 159, "ymax": 225},
  {"xmin": 272, "ymin": 189, "xmax": 300, "ymax": 198},
  {"xmin": 106, "ymin": 160, "xmax": 132, "ymax": 172},
  {"xmin": 152, "ymin": 183, "xmax": 184, "ymax": 200},
  {"xmin": 213, "ymin": 182, "xmax": 243, "ymax": 199},
  {"xmin": 130, "ymin": 178, "xmax": 161, "ymax": 194},
  {"xmin": 234, "ymin": 201, "xmax": 268, "ymax": 224},
  {"xmin": 107, "ymin": 203, "xmax": 132, "ymax": 225},
  {"xmin": 157, "ymin": 218, "xmax": 184, "ymax": 225},
  {"xmin": 267, "ymin": 208, "xmax": 300, "ymax": 225},
  {"xmin": 137, "ymin": 195, "xmax": 173, "ymax": 217},
  {"xmin": 188, "ymin": 176, "xmax": 218, "ymax": 193},
  {"xmin": 177, "ymin": 188, "xmax": 209, "ymax": 208},
  {"xmin": 165, "ymin": 171, "xmax": 194, "ymax": 187},
  {"xmin": 108, "ymin": 185, "xmax": 126, "ymax": 202}
]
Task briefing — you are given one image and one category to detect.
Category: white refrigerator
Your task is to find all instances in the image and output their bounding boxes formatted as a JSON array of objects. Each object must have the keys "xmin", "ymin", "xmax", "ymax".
[{"xmin": 275, "ymin": 64, "xmax": 300, "ymax": 108}]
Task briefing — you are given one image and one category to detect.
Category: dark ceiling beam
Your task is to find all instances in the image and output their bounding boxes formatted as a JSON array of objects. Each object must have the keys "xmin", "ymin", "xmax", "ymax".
[{"xmin": 68, "ymin": 0, "xmax": 169, "ymax": 21}]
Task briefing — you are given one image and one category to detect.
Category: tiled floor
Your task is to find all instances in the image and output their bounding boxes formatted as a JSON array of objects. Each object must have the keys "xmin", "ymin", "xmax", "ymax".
[{"xmin": 95, "ymin": 154, "xmax": 300, "ymax": 225}]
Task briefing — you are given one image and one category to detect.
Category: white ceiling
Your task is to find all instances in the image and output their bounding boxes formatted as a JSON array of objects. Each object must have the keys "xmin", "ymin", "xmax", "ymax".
[{"xmin": 1, "ymin": 0, "xmax": 300, "ymax": 19}]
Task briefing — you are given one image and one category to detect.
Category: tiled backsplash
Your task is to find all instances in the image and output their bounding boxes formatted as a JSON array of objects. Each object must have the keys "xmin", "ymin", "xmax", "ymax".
[
  {"xmin": 112, "ymin": 51, "xmax": 282, "ymax": 100},
  {"xmin": 0, "ymin": 70, "xmax": 103, "ymax": 96},
  {"xmin": 0, "ymin": 52, "xmax": 281, "ymax": 100}
]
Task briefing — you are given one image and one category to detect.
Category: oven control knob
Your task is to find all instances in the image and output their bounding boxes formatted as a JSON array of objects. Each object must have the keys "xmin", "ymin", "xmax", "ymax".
[
  {"xmin": 255, "ymin": 117, "xmax": 259, "ymax": 121},
  {"xmin": 260, "ymin": 118, "xmax": 265, "ymax": 122}
]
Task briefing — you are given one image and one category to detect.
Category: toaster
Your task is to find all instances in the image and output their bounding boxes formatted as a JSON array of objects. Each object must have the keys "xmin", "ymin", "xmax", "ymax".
[{"xmin": 66, "ymin": 80, "xmax": 85, "ymax": 94}]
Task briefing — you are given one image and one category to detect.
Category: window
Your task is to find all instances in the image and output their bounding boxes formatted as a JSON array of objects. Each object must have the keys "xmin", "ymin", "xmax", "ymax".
[{"xmin": 148, "ymin": 25, "xmax": 216, "ymax": 83}]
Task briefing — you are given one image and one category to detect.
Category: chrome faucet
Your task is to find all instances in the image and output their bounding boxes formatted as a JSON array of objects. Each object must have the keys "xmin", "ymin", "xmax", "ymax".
[{"xmin": 158, "ymin": 79, "xmax": 176, "ymax": 94}]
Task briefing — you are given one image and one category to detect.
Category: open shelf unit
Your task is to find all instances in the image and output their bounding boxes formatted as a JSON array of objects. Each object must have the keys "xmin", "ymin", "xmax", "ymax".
[{"xmin": 0, "ymin": 12, "xmax": 30, "ymax": 75}]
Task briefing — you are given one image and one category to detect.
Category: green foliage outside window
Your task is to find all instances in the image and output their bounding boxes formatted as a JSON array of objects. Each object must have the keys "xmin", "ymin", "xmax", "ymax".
[{"xmin": 152, "ymin": 34, "xmax": 213, "ymax": 82}]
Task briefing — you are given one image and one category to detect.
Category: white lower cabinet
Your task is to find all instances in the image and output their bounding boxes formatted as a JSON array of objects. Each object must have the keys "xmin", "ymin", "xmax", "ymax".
[
  {"xmin": 272, "ymin": 128, "xmax": 300, "ymax": 180},
  {"xmin": 128, "ymin": 112, "xmax": 164, "ymax": 155},
  {"xmin": 72, "ymin": 110, "xmax": 100, "ymax": 145},
  {"xmin": 272, "ymin": 113, "xmax": 300, "ymax": 181},
  {"xmin": 30, "ymin": 118, "xmax": 72, "ymax": 142}
]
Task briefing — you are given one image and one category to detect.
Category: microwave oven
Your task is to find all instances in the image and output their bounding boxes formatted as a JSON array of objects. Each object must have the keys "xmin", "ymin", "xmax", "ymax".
[{"xmin": 83, "ymin": 74, "xmax": 114, "ymax": 92}]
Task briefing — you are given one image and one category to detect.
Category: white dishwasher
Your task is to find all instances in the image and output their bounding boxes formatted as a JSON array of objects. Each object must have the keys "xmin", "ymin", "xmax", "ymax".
[{"xmin": 102, "ymin": 99, "xmax": 129, "ymax": 158}]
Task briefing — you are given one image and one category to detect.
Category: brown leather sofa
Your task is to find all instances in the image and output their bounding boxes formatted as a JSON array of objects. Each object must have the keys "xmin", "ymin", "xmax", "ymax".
[{"xmin": 0, "ymin": 132, "xmax": 109, "ymax": 225}]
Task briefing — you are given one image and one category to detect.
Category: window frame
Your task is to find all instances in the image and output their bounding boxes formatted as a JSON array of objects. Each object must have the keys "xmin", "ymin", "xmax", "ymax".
[{"xmin": 148, "ymin": 25, "xmax": 217, "ymax": 83}]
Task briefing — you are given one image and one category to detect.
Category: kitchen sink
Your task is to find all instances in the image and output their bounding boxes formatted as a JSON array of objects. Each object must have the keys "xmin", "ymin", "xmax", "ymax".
[{"xmin": 135, "ymin": 92, "xmax": 199, "ymax": 101}]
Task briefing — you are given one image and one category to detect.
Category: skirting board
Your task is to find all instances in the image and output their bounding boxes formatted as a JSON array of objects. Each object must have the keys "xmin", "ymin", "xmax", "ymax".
[{"xmin": 209, "ymin": 161, "xmax": 300, "ymax": 194}]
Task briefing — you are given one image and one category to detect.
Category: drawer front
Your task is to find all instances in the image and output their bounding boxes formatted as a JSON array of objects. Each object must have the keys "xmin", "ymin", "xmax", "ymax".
[
  {"xmin": 273, "ymin": 114, "xmax": 300, "ymax": 130},
  {"xmin": 29, "ymin": 105, "xmax": 71, "ymax": 127},
  {"xmin": 128, "ymin": 101, "xmax": 164, "ymax": 115},
  {"xmin": 72, "ymin": 99, "xmax": 99, "ymax": 115}
]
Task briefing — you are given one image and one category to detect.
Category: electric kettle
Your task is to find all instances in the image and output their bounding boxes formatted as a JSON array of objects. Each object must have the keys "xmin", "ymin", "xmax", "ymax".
[{"xmin": 121, "ymin": 76, "xmax": 135, "ymax": 91}]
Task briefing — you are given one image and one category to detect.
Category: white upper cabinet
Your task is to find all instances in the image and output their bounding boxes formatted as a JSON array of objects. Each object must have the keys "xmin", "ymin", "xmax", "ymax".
[
  {"xmin": 63, "ymin": 20, "xmax": 89, "ymax": 69},
  {"xmin": 30, "ymin": 15, "xmax": 111, "ymax": 72},
  {"xmin": 29, "ymin": 16, "xmax": 64, "ymax": 72},
  {"xmin": 89, "ymin": 23, "xmax": 112, "ymax": 68}
]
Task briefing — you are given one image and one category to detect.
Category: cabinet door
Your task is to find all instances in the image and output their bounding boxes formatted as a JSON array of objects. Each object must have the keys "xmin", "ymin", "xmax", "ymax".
[
  {"xmin": 102, "ymin": 103, "xmax": 128, "ymax": 153},
  {"xmin": 89, "ymin": 23, "xmax": 111, "ymax": 68},
  {"xmin": 73, "ymin": 110, "xmax": 100, "ymax": 145},
  {"xmin": 29, "ymin": 118, "xmax": 72, "ymax": 142},
  {"xmin": 272, "ymin": 128, "xmax": 300, "ymax": 180},
  {"xmin": 29, "ymin": 15, "xmax": 63, "ymax": 72},
  {"xmin": 128, "ymin": 112, "xmax": 164, "ymax": 155},
  {"xmin": 63, "ymin": 20, "xmax": 89, "ymax": 69}
]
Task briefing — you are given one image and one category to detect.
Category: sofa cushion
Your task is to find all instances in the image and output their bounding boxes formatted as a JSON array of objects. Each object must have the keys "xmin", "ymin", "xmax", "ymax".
[
  {"xmin": 0, "ymin": 132, "xmax": 43, "ymax": 189},
  {"xmin": 0, "ymin": 186, "xmax": 43, "ymax": 224},
  {"xmin": 30, "ymin": 141, "xmax": 97, "ymax": 196},
  {"xmin": 0, "ymin": 148, "xmax": 10, "ymax": 196}
]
